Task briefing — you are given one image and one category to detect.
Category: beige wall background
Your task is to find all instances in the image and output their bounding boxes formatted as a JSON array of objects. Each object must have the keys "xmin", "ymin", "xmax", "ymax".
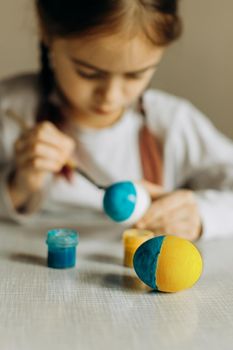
[{"xmin": 0, "ymin": 0, "xmax": 233, "ymax": 138}]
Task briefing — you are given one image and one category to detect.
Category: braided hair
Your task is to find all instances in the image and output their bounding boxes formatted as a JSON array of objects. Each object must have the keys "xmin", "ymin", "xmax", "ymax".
[{"xmin": 36, "ymin": 42, "xmax": 64, "ymax": 127}]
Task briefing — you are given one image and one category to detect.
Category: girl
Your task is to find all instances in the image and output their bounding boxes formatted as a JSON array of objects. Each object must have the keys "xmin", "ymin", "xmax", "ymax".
[{"xmin": 0, "ymin": 0, "xmax": 233, "ymax": 241}]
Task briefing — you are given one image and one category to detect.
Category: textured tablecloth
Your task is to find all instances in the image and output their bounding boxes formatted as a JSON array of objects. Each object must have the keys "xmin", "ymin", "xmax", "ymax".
[{"xmin": 0, "ymin": 219, "xmax": 233, "ymax": 350}]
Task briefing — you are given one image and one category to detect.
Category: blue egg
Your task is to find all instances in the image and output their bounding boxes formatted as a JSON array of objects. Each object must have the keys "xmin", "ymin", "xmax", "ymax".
[{"xmin": 103, "ymin": 181, "xmax": 137, "ymax": 222}]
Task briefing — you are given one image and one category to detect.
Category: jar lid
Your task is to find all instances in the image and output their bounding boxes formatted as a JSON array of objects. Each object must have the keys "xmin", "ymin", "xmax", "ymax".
[
  {"xmin": 123, "ymin": 229, "xmax": 154, "ymax": 248},
  {"xmin": 46, "ymin": 228, "xmax": 79, "ymax": 248}
]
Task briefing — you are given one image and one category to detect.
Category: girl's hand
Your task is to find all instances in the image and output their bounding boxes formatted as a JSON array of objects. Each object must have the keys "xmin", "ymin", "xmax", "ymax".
[
  {"xmin": 8, "ymin": 121, "xmax": 75, "ymax": 208},
  {"xmin": 135, "ymin": 181, "xmax": 202, "ymax": 241}
]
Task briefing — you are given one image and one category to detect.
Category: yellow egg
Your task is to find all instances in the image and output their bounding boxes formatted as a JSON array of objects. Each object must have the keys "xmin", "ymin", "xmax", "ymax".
[{"xmin": 133, "ymin": 235, "xmax": 203, "ymax": 292}]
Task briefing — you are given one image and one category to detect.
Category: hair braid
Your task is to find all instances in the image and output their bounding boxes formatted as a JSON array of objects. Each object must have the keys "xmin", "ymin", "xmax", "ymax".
[{"xmin": 36, "ymin": 41, "xmax": 64, "ymax": 127}]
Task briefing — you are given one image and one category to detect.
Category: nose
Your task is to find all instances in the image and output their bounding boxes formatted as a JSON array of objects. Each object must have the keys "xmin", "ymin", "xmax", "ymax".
[{"xmin": 95, "ymin": 77, "xmax": 124, "ymax": 107}]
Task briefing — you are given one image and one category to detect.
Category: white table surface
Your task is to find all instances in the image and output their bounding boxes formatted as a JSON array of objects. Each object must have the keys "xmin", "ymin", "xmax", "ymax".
[{"xmin": 0, "ymin": 219, "xmax": 233, "ymax": 350}]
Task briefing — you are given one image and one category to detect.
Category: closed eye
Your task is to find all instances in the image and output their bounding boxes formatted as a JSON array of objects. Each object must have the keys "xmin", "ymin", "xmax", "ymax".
[
  {"xmin": 71, "ymin": 56, "xmax": 159, "ymax": 80},
  {"xmin": 124, "ymin": 73, "xmax": 145, "ymax": 80},
  {"xmin": 75, "ymin": 69, "xmax": 106, "ymax": 80},
  {"xmin": 76, "ymin": 69, "xmax": 145, "ymax": 81}
]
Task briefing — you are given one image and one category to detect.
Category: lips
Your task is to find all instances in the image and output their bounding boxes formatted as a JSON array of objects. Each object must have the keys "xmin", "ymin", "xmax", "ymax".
[{"xmin": 93, "ymin": 107, "xmax": 118, "ymax": 115}]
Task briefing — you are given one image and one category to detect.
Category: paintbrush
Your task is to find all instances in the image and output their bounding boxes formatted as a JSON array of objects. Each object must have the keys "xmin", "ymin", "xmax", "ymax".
[{"xmin": 5, "ymin": 108, "xmax": 107, "ymax": 190}]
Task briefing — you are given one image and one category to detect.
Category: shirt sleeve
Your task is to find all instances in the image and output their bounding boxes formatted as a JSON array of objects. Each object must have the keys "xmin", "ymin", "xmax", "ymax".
[
  {"xmin": 195, "ymin": 190, "xmax": 233, "ymax": 240},
  {"xmin": 0, "ymin": 163, "xmax": 43, "ymax": 224},
  {"xmin": 172, "ymin": 101, "xmax": 233, "ymax": 240},
  {"xmin": 144, "ymin": 90, "xmax": 233, "ymax": 240},
  {"xmin": 0, "ymin": 101, "xmax": 44, "ymax": 225}
]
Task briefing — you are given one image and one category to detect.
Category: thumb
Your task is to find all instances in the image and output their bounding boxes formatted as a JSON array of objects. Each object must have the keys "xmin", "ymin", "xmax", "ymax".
[{"xmin": 138, "ymin": 179, "xmax": 165, "ymax": 200}]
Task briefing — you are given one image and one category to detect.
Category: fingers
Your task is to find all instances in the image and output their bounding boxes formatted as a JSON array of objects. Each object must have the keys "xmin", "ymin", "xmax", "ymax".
[
  {"xmin": 15, "ymin": 121, "xmax": 75, "ymax": 155},
  {"xmin": 151, "ymin": 222, "xmax": 199, "ymax": 241},
  {"xmin": 29, "ymin": 157, "xmax": 64, "ymax": 172},
  {"xmin": 11, "ymin": 121, "xmax": 76, "ymax": 194},
  {"xmin": 148, "ymin": 203, "xmax": 198, "ymax": 228},
  {"xmin": 134, "ymin": 190, "xmax": 202, "ymax": 241},
  {"xmin": 15, "ymin": 142, "xmax": 61, "ymax": 166},
  {"xmin": 14, "ymin": 121, "xmax": 75, "ymax": 173},
  {"xmin": 136, "ymin": 190, "xmax": 195, "ymax": 228}
]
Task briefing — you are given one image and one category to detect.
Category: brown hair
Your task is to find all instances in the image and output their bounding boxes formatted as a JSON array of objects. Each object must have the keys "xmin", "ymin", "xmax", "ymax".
[{"xmin": 36, "ymin": 0, "xmax": 182, "ymax": 125}]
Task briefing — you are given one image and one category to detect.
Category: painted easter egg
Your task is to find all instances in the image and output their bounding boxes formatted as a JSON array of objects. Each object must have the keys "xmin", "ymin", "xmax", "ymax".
[
  {"xmin": 133, "ymin": 235, "xmax": 203, "ymax": 292},
  {"xmin": 103, "ymin": 181, "xmax": 151, "ymax": 225}
]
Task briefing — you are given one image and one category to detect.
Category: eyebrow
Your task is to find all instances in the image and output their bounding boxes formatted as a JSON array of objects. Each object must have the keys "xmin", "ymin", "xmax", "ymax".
[{"xmin": 71, "ymin": 58, "xmax": 159, "ymax": 75}]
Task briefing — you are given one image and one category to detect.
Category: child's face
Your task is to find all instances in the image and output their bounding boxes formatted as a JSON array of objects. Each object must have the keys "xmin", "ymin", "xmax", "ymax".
[{"xmin": 49, "ymin": 32, "xmax": 165, "ymax": 127}]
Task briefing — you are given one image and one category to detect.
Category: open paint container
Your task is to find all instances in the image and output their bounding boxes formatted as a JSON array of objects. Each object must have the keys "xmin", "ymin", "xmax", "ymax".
[{"xmin": 46, "ymin": 228, "xmax": 79, "ymax": 269}]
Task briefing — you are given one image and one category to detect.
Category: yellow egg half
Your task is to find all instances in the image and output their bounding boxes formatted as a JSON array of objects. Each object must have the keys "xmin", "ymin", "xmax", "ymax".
[{"xmin": 133, "ymin": 235, "xmax": 203, "ymax": 292}]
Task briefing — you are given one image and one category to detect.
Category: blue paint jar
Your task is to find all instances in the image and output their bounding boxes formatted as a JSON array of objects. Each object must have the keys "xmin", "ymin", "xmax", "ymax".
[{"xmin": 46, "ymin": 228, "xmax": 79, "ymax": 269}]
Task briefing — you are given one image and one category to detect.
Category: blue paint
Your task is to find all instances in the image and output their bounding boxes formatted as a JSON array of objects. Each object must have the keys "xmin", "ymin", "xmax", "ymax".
[
  {"xmin": 133, "ymin": 236, "xmax": 165, "ymax": 289},
  {"xmin": 103, "ymin": 181, "xmax": 137, "ymax": 222},
  {"xmin": 47, "ymin": 247, "xmax": 76, "ymax": 269},
  {"xmin": 46, "ymin": 229, "xmax": 79, "ymax": 269}
]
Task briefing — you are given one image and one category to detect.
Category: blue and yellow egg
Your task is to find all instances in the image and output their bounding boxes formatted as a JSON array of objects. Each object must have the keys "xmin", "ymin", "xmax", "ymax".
[
  {"xmin": 103, "ymin": 181, "xmax": 151, "ymax": 225},
  {"xmin": 133, "ymin": 235, "xmax": 203, "ymax": 292}
]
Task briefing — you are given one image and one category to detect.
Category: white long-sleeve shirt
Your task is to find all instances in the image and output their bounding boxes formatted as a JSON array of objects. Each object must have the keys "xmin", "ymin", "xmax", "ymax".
[{"xmin": 0, "ymin": 73, "xmax": 233, "ymax": 240}]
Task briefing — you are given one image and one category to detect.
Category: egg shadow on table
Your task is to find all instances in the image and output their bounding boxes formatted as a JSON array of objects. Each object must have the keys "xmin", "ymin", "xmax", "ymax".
[
  {"xmin": 103, "ymin": 273, "xmax": 152, "ymax": 292},
  {"xmin": 10, "ymin": 253, "xmax": 46, "ymax": 267},
  {"xmin": 76, "ymin": 269, "xmax": 153, "ymax": 293},
  {"xmin": 84, "ymin": 253, "xmax": 122, "ymax": 266}
]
